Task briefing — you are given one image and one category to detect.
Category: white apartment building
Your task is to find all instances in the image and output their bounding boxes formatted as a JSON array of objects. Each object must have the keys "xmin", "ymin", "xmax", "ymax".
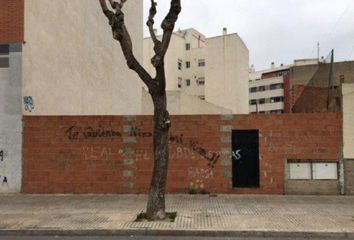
[
  {"xmin": 249, "ymin": 59, "xmax": 321, "ymax": 114},
  {"xmin": 143, "ymin": 28, "xmax": 249, "ymax": 114},
  {"xmin": 249, "ymin": 64, "xmax": 289, "ymax": 114}
]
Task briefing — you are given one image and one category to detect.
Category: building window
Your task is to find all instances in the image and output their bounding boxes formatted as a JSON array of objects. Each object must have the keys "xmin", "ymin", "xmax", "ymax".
[
  {"xmin": 178, "ymin": 78, "xmax": 182, "ymax": 88},
  {"xmin": 186, "ymin": 61, "xmax": 191, "ymax": 69},
  {"xmin": 250, "ymin": 99, "xmax": 257, "ymax": 105},
  {"xmin": 0, "ymin": 44, "xmax": 10, "ymax": 68},
  {"xmin": 186, "ymin": 79, "xmax": 191, "ymax": 86},
  {"xmin": 258, "ymin": 98, "xmax": 266, "ymax": 104},
  {"xmin": 198, "ymin": 95, "xmax": 205, "ymax": 100},
  {"xmin": 258, "ymin": 86, "xmax": 266, "ymax": 92},
  {"xmin": 0, "ymin": 44, "xmax": 10, "ymax": 55},
  {"xmin": 196, "ymin": 78, "xmax": 205, "ymax": 86},
  {"xmin": 270, "ymin": 83, "xmax": 284, "ymax": 90},
  {"xmin": 186, "ymin": 43, "xmax": 191, "ymax": 51},
  {"xmin": 250, "ymin": 87, "xmax": 257, "ymax": 93},
  {"xmin": 198, "ymin": 59, "xmax": 206, "ymax": 67},
  {"xmin": 270, "ymin": 96, "xmax": 284, "ymax": 103},
  {"xmin": 178, "ymin": 60, "xmax": 182, "ymax": 70}
]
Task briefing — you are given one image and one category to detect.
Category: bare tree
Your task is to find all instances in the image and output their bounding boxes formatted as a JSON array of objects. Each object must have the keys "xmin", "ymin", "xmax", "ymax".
[{"xmin": 99, "ymin": 0, "xmax": 181, "ymax": 220}]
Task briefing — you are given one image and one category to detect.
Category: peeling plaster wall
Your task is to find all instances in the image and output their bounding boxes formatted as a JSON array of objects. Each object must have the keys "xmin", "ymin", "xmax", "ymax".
[{"xmin": 0, "ymin": 44, "xmax": 22, "ymax": 193}]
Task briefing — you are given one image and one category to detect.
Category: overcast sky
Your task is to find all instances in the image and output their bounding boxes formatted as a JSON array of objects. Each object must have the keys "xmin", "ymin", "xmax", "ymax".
[{"xmin": 143, "ymin": 0, "xmax": 354, "ymax": 71}]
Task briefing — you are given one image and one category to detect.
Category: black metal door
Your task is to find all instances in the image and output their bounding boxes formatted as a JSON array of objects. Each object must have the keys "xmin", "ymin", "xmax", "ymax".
[{"xmin": 232, "ymin": 130, "xmax": 260, "ymax": 188}]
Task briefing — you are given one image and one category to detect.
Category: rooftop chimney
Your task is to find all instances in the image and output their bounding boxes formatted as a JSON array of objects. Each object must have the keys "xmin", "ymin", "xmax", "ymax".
[
  {"xmin": 271, "ymin": 62, "xmax": 275, "ymax": 69},
  {"xmin": 223, "ymin": 27, "xmax": 227, "ymax": 35},
  {"xmin": 153, "ymin": 28, "xmax": 158, "ymax": 35}
]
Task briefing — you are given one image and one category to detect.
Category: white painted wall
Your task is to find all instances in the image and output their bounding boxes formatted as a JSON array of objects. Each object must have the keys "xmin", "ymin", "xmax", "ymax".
[
  {"xmin": 0, "ymin": 45, "xmax": 22, "ymax": 193},
  {"xmin": 343, "ymin": 83, "xmax": 354, "ymax": 159},
  {"xmin": 205, "ymin": 34, "xmax": 249, "ymax": 114},
  {"xmin": 22, "ymin": 0, "xmax": 143, "ymax": 115},
  {"xmin": 141, "ymin": 89, "xmax": 231, "ymax": 115}
]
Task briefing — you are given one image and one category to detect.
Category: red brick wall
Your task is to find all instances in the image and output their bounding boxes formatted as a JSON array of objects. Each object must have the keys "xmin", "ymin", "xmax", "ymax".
[
  {"xmin": 0, "ymin": 0, "xmax": 24, "ymax": 43},
  {"xmin": 23, "ymin": 113, "xmax": 342, "ymax": 194},
  {"xmin": 291, "ymin": 85, "xmax": 340, "ymax": 113}
]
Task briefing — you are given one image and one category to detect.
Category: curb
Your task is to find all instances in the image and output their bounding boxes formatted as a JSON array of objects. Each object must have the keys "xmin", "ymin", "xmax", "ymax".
[{"xmin": 0, "ymin": 229, "xmax": 353, "ymax": 239}]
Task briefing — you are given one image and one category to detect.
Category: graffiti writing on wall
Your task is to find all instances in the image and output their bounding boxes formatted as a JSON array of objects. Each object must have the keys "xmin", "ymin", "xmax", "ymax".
[
  {"xmin": 188, "ymin": 167, "xmax": 214, "ymax": 193},
  {"xmin": 66, "ymin": 126, "xmax": 121, "ymax": 140},
  {"xmin": 66, "ymin": 125, "xmax": 220, "ymax": 167},
  {"xmin": 23, "ymin": 96, "xmax": 34, "ymax": 112},
  {"xmin": 188, "ymin": 167, "xmax": 214, "ymax": 179},
  {"xmin": 128, "ymin": 127, "xmax": 219, "ymax": 166},
  {"xmin": 0, "ymin": 150, "xmax": 8, "ymax": 187},
  {"xmin": 82, "ymin": 146, "xmax": 120, "ymax": 170},
  {"xmin": 232, "ymin": 149, "xmax": 242, "ymax": 161},
  {"xmin": 190, "ymin": 140, "xmax": 220, "ymax": 168},
  {"xmin": 0, "ymin": 176, "xmax": 8, "ymax": 185},
  {"xmin": 130, "ymin": 127, "xmax": 152, "ymax": 138},
  {"xmin": 130, "ymin": 127, "xmax": 184, "ymax": 144}
]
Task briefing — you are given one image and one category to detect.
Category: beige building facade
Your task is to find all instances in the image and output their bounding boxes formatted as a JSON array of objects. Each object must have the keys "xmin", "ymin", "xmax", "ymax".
[
  {"xmin": 141, "ymin": 90, "xmax": 231, "ymax": 115},
  {"xmin": 343, "ymin": 83, "xmax": 354, "ymax": 195},
  {"xmin": 343, "ymin": 83, "xmax": 354, "ymax": 159},
  {"xmin": 23, "ymin": 0, "xmax": 143, "ymax": 115},
  {"xmin": 144, "ymin": 28, "xmax": 249, "ymax": 114}
]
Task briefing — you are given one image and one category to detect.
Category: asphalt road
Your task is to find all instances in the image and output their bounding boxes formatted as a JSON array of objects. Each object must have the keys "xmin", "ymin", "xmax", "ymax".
[{"xmin": 0, "ymin": 237, "xmax": 348, "ymax": 240}]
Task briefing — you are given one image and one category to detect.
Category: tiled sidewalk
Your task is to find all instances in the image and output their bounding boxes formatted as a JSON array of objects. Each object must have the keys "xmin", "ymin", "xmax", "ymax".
[{"xmin": 0, "ymin": 194, "xmax": 353, "ymax": 237}]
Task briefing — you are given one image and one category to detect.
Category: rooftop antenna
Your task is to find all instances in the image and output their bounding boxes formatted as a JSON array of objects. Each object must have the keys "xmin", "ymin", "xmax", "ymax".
[{"xmin": 317, "ymin": 42, "xmax": 320, "ymax": 60}]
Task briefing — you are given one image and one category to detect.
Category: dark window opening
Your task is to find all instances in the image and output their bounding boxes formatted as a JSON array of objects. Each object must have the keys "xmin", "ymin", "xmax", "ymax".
[
  {"xmin": 0, "ymin": 44, "xmax": 9, "ymax": 55},
  {"xmin": 250, "ymin": 87, "xmax": 257, "ymax": 93},
  {"xmin": 270, "ymin": 83, "xmax": 284, "ymax": 90},
  {"xmin": 250, "ymin": 100, "xmax": 257, "ymax": 105},
  {"xmin": 186, "ymin": 43, "xmax": 191, "ymax": 50},
  {"xmin": 178, "ymin": 60, "xmax": 182, "ymax": 70},
  {"xmin": 258, "ymin": 98, "xmax": 266, "ymax": 104},
  {"xmin": 198, "ymin": 59, "xmax": 206, "ymax": 67},
  {"xmin": 270, "ymin": 96, "xmax": 284, "ymax": 103},
  {"xmin": 186, "ymin": 61, "xmax": 191, "ymax": 69},
  {"xmin": 186, "ymin": 79, "xmax": 191, "ymax": 86},
  {"xmin": 258, "ymin": 86, "xmax": 266, "ymax": 92}
]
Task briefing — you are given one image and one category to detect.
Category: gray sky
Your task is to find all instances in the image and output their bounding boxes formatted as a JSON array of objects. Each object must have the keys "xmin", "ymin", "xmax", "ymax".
[{"xmin": 143, "ymin": 0, "xmax": 354, "ymax": 71}]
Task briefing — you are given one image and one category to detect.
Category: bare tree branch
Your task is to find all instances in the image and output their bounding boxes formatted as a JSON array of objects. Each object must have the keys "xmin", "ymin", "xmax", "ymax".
[
  {"xmin": 147, "ymin": 0, "xmax": 161, "ymax": 47},
  {"xmin": 149, "ymin": 0, "xmax": 181, "ymax": 89},
  {"xmin": 160, "ymin": 0, "xmax": 181, "ymax": 57},
  {"xmin": 99, "ymin": 0, "xmax": 156, "ymax": 90}
]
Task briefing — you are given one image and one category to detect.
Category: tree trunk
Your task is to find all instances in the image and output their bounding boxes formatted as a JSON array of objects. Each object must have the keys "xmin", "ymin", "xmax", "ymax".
[
  {"xmin": 146, "ymin": 91, "xmax": 170, "ymax": 220},
  {"xmin": 99, "ymin": 0, "xmax": 181, "ymax": 221}
]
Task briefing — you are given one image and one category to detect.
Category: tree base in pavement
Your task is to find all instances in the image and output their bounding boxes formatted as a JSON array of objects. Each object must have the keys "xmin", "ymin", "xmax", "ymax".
[{"xmin": 135, "ymin": 212, "xmax": 177, "ymax": 222}]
